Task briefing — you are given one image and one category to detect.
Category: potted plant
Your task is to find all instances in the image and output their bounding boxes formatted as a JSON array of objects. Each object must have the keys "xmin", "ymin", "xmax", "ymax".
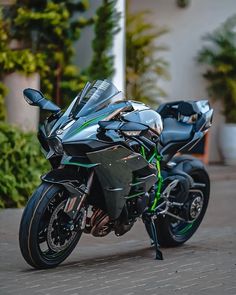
[
  {"xmin": 198, "ymin": 15, "xmax": 236, "ymax": 165},
  {"xmin": 6, "ymin": 0, "xmax": 92, "ymax": 108}
]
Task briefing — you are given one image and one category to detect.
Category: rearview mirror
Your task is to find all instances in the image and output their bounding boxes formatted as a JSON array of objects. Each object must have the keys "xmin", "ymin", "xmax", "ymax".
[{"xmin": 23, "ymin": 88, "xmax": 61, "ymax": 113}]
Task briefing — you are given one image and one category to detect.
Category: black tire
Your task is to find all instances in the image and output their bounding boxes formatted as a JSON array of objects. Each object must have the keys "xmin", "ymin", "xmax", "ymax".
[
  {"xmin": 145, "ymin": 156, "xmax": 210, "ymax": 247},
  {"xmin": 19, "ymin": 182, "xmax": 83, "ymax": 269}
]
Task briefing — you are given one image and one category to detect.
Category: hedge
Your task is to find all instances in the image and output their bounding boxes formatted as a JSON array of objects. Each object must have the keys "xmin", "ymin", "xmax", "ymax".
[{"xmin": 0, "ymin": 122, "xmax": 49, "ymax": 208}]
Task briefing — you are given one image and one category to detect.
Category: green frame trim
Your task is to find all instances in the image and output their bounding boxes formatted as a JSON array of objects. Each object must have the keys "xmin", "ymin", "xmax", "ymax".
[
  {"xmin": 140, "ymin": 146, "xmax": 146, "ymax": 159},
  {"xmin": 140, "ymin": 145, "xmax": 163, "ymax": 212},
  {"xmin": 148, "ymin": 152, "xmax": 156, "ymax": 163},
  {"xmin": 150, "ymin": 152, "xmax": 163, "ymax": 211}
]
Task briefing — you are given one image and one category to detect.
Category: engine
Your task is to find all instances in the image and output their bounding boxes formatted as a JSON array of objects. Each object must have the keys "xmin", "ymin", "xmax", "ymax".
[{"xmin": 84, "ymin": 192, "xmax": 152, "ymax": 238}]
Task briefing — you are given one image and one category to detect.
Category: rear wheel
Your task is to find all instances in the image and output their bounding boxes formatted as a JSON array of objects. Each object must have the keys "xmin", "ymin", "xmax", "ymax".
[
  {"xmin": 19, "ymin": 183, "xmax": 84, "ymax": 269},
  {"xmin": 145, "ymin": 160, "xmax": 210, "ymax": 247}
]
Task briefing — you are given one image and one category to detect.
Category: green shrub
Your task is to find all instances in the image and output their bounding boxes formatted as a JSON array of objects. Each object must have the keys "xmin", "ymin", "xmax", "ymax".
[
  {"xmin": 0, "ymin": 122, "xmax": 49, "ymax": 208},
  {"xmin": 126, "ymin": 6, "xmax": 169, "ymax": 105},
  {"xmin": 6, "ymin": 1, "xmax": 92, "ymax": 106},
  {"xmin": 0, "ymin": 83, "xmax": 7, "ymax": 121},
  {"xmin": 197, "ymin": 15, "xmax": 236, "ymax": 123},
  {"xmin": 87, "ymin": 0, "xmax": 121, "ymax": 80}
]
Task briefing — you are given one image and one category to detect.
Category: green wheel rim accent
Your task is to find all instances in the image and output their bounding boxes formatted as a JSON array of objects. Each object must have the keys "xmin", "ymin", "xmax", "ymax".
[{"xmin": 177, "ymin": 222, "xmax": 195, "ymax": 235}]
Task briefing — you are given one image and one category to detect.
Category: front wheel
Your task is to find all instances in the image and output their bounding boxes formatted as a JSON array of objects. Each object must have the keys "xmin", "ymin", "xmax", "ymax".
[
  {"xmin": 19, "ymin": 183, "xmax": 83, "ymax": 269},
  {"xmin": 145, "ymin": 160, "xmax": 210, "ymax": 247}
]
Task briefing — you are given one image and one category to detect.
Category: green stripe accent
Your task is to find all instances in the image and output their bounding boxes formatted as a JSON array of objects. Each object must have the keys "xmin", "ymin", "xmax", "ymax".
[
  {"xmin": 70, "ymin": 113, "xmax": 108, "ymax": 137},
  {"xmin": 130, "ymin": 181, "xmax": 143, "ymax": 186},
  {"xmin": 125, "ymin": 191, "xmax": 145, "ymax": 199},
  {"xmin": 62, "ymin": 161, "xmax": 98, "ymax": 168},
  {"xmin": 140, "ymin": 146, "xmax": 146, "ymax": 159}
]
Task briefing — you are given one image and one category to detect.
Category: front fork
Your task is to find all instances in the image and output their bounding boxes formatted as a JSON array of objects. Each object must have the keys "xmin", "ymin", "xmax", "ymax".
[{"xmin": 64, "ymin": 171, "xmax": 94, "ymax": 224}]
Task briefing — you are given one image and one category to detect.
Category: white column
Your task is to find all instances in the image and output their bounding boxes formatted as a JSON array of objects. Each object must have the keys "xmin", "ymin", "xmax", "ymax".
[
  {"xmin": 4, "ymin": 72, "xmax": 40, "ymax": 131},
  {"xmin": 112, "ymin": 0, "xmax": 125, "ymax": 93}
]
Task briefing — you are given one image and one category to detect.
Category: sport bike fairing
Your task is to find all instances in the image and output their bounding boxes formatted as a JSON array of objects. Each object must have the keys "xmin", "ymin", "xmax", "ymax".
[
  {"xmin": 38, "ymin": 80, "xmax": 213, "ymax": 222},
  {"xmin": 41, "ymin": 80, "xmax": 125, "ymax": 139},
  {"xmin": 87, "ymin": 145, "xmax": 154, "ymax": 219},
  {"xmin": 39, "ymin": 80, "xmax": 158, "ymax": 219},
  {"xmin": 20, "ymin": 79, "xmax": 213, "ymax": 268}
]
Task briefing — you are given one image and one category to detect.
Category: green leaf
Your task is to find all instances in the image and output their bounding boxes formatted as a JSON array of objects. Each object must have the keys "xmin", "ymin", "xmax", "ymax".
[
  {"xmin": 126, "ymin": 3, "xmax": 169, "ymax": 105},
  {"xmin": 0, "ymin": 122, "xmax": 49, "ymax": 208},
  {"xmin": 197, "ymin": 14, "xmax": 236, "ymax": 122}
]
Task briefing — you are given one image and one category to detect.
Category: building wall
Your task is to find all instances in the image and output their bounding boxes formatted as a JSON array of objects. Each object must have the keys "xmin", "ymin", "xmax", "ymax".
[{"xmin": 129, "ymin": 0, "xmax": 236, "ymax": 162}]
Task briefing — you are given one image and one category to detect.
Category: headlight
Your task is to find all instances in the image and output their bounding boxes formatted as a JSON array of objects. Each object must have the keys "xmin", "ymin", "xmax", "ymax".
[
  {"xmin": 122, "ymin": 130, "xmax": 141, "ymax": 136},
  {"xmin": 48, "ymin": 137, "xmax": 63, "ymax": 155}
]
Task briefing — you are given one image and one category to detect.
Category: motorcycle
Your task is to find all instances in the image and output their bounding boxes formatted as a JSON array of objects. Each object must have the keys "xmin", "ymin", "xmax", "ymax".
[{"xmin": 19, "ymin": 80, "xmax": 213, "ymax": 269}]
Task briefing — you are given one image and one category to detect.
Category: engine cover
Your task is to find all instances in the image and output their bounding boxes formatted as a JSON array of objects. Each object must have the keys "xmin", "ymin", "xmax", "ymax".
[{"xmin": 89, "ymin": 208, "xmax": 111, "ymax": 237}]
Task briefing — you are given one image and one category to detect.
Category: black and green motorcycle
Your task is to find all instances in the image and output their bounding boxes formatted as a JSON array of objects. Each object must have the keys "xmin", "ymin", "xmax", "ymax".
[{"xmin": 19, "ymin": 80, "xmax": 213, "ymax": 269}]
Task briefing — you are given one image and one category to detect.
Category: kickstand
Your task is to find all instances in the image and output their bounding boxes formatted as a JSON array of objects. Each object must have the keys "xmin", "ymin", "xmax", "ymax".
[{"xmin": 150, "ymin": 217, "xmax": 163, "ymax": 260}]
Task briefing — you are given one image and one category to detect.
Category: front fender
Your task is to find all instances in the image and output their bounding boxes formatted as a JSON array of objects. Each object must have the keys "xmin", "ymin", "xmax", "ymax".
[{"xmin": 41, "ymin": 167, "xmax": 86, "ymax": 197}]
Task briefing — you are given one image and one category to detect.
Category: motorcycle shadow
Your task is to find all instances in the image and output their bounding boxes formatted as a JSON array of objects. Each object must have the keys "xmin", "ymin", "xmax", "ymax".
[
  {"xmin": 65, "ymin": 246, "xmax": 155, "ymax": 268},
  {"xmin": 20, "ymin": 245, "xmax": 157, "ymax": 272}
]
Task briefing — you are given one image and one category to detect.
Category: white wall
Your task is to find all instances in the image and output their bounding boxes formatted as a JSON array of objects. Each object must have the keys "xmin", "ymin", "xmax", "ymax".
[
  {"xmin": 4, "ymin": 73, "xmax": 40, "ymax": 131},
  {"xmin": 129, "ymin": 0, "xmax": 236, "ymax": 162},
  {"xmin": 74, "ymin": 1, "xmax": 102, "ymax": 69},
  {"xmin": 112, "ymin": 0, "xmax": 126, "ymax": 92}
]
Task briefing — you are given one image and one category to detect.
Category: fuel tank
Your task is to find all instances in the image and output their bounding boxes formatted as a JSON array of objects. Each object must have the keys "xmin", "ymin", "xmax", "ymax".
[{"xmin": 122, "ymin": 109, "xmax": 163, "ymax": 135}]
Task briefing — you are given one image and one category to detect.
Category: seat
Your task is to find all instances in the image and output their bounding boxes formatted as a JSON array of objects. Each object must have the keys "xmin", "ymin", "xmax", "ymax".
[{"xmin": 160, "ymin": 118, "xmax": 193, "ymax": 146}]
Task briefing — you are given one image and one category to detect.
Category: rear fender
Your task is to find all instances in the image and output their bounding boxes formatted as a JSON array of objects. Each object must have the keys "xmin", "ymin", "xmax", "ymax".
[
  {"xmin": 163, "ymin": 155, "xmax": 208, "ymax": 203},
  {"xmin": 172, "ymin": 155, "xmax": 206, "ymax": 173},
  {"xmin": 171, "ymin": 155, "xmax": 209, "ymax": 189}
]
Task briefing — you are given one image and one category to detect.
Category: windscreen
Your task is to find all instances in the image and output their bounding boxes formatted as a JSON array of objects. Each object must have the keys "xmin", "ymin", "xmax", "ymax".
[{"xmin": 71, "ymin": 80, "xmax": 120, "ymax": 118}]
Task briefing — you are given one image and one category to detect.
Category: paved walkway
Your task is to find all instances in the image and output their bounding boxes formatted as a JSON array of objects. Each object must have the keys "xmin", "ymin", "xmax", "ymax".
[
  {"xmin": 0, "ymin": 166, "xmax": 236, "ymax": 295},
  {"xmin": 207, "ymin": 164, "xmax": 236, "ymax": 180}
]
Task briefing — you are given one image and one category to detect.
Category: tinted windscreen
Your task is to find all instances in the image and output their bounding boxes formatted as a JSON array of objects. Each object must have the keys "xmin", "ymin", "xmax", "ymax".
[{"xmin": 71, "ymin": 80, "xmax": 120, "ymax": 118}]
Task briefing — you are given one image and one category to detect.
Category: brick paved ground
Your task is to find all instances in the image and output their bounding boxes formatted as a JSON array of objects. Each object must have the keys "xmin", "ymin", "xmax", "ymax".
[{"xmin": 0, "ymin": 166, "xmax": 236, "ymax": 295}]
